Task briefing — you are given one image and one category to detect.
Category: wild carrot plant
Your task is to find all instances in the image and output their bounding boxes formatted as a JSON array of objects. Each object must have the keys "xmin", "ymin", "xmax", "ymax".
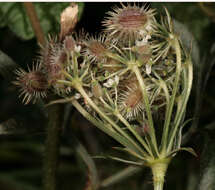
[{"xmin": 14, "ymin": 3, "xmax": 194, "ymax": 190}]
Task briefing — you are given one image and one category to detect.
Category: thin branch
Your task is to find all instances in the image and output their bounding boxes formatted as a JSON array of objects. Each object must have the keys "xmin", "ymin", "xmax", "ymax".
[{"xmin": 23, "ymin": 2, "xmax": 45, "ymax": 46}]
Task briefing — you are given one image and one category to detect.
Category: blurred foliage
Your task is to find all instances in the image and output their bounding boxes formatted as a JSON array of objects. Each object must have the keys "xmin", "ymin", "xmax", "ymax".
[
  {"xmin": 199, "ymin": 133, "xmax": 215, "ymax": 190},
  {"xmin": 0, "ymin": 2, "xmax": 215, "ymax": 190},
  {"xmin": 152, "ymin": 3, "xmax": 210, "ymax": 44},
  {"xmin": 0, "ymin": 2, "xmax": 84, "ymax": 40}
]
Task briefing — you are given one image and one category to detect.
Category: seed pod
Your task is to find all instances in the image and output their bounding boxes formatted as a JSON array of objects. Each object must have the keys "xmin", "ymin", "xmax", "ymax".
[
  {"xmin": 103, "ymin": 3, "xmax": 156, "ymax": 41},
  {"xmin": 14, "ymin": 64, "xmax": 48, "ymax": 104},
  {"xmin": 118, "ymin": 76, "xmax": 144, "ymax": 119},
  {"xmin": 83, "ymin": 34, "xmax": 110, "ymax": 63}
]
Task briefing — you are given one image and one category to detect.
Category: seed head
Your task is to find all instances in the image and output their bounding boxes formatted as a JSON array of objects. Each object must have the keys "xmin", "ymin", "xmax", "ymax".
[
  {"xmin": 103, "ymin": 3, "xmax": 156, "ymax": 41},
  {"xmin": 14, "ymin": 64, "xmax": 48, "ymax": 104},
  {"xmin": 64, "ymin": 35, "xmax": 76, "ymax": 52},
  {"xmin": 40, "ymin": 37, "xmax": 68, "ymax": 87},
  {"xmin": 118, "ymin": 77, "xmax": 144, "ymax": 119},
  {"xmin": 83, "ymin": 34, "xmax": 109, "ymax": 63}
]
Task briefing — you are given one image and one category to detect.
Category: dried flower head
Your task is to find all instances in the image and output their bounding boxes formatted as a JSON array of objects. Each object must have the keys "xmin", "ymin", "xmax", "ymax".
[
  {"xmin": 60, "ymin": 3, "xmax": 78, "ymax": 40},
  {"xmin": 103, "ymin": 3, "xmax": 156, "ymax": 41},
  {"xmin": 83, "ymin": 34, "xmax": 110, "ymax": 63},
  {"xmin": 40, "ymin": 37, "xmax": 67, "ymax": 87},
  {"xmin": 118, "ymin": 77, "xmax": 144, "ymax": 119},
  {"xmin": 14, "ymin": 64, "xmax": 48, "ymax": 104},
  {"xmin": 119, "ymin": 83, "xmax": 144, "ymax": 119},
  {"xmin": 64, "ymin": 35, "xmax": 76, "ymax": 52}
]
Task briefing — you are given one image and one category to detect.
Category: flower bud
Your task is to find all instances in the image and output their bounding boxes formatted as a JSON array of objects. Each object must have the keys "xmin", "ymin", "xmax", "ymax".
[{"xmin": 60, "ymin": 3, "xmax": 78, "ymax": 40}]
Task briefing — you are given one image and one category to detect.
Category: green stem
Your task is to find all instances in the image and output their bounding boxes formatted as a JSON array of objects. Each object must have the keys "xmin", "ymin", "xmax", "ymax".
[
  {"xmin": 71, "ymin": 100, "xmax": 146, "ymax": 160},
  {"xmin": 161, "ymin": 38, "xmax": 182, "ymax": 154},
  {"xmin": 43, "ymin": 104, "xmax": 63, "ymax": 190},
  {"xmin": 75, "ymin": 85, "xmax": 148, "ymax": 158},
  {"xmin": 116, "ymin": 112, "xmax": 154, "ymax": 158},
  {"xmin": 150, "ymin": 159, "xmax": 170, "ymax": 190},
  {"xmin": 132, "ymin": 65, "xmax": 159, "ymax": 157},
  {"xmin": 167, "ymin": 59, "xmax": 193, "ymax": 152}
]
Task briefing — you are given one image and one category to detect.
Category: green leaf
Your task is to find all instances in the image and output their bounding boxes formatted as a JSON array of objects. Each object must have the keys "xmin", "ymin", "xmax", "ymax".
[
  {"xmin": 152, "ymin": 3, "xmax": 210, "ymax": 42},
  {"xmin": 0, "ymin": 2, "xmax": 85, "ymax": 40}
]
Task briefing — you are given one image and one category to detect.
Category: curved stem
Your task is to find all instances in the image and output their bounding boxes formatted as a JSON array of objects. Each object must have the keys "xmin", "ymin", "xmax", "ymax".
[
  {"xmin": 161, "ymin": 38, "xmax": 182, "ymax": 154},
  {"xmin": 167, "ymin": 59, "xmax": 193, "ymax": 152},
  {"xmin": 99, "ymin": 95, "xmax": 153, "ymax": 157},
  {"xmin": 116, "ymin": 112, "xmax": 154, "ymax": 158},
  {"xmin": 133, "ymin": 65, "xmax": 159, "ymax": 157},
  {"xmin": 75, "ymin": 85, "xmax": 148, "ymax": 158},
  {"xmin": 71, "ymin": 100, "xmax": 146, "ymax": 160}
]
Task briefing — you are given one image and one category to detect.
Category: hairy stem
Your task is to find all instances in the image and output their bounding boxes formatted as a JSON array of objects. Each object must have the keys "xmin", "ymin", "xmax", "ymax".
[
  {"xmin": 43, "ymin": 104, "xmax": 63, "ymax": 190},
  {"xmin": 23, "ymin": 2, "xmax": 45, "ymax": 46}
]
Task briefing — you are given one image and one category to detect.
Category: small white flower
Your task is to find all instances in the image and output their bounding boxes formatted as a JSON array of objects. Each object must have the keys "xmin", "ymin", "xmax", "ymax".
[
  {"xmin": 74, "ymin": 45, "xmax": 81, "ymax": 53},
  {"xmin": 136, "ymin": 38, "xmax": 148, "ymax": 46},
  {"xmin": 74, "ymin": 93, "xmax": 81, "ymax": 99},
  {"xmin": 146, "ymin": 34, "xmax": 151, "ymax": 40},
  {"xmin": 66, "ymin": 87, "xmax": 72, "ymax": 93},
  {"xmin": 139, "ymin": 29, "xmax": 147, "ymax": 36},
  {"xmin": 103, "ymin": 75, "xmax": 119, "ymax": 88},
  {"xmin": 146, "ymin": 24, "xmax": 153, "ymax": 32},
  {"xmin": 103, "ymin": 78, "xmax": 114, "ymax": 88},
  {"xmin": 114, "ymin": 75, "xmax": 119, "ymax": 85},
  {"xmin": 146, "ymin": 63, "xmax": 151, "ymax": 75},
  {"xmin": 169, "ymin": 34, "xmax": 174, "ymax": 39}
]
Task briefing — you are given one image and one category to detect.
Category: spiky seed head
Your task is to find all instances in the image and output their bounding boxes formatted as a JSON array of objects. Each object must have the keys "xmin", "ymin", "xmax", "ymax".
[
  {"xmin": 14, "ymin": 64, "xmax": 48, "ymax": 104},
  {"xmin": 46, "ymin": 63, "xmax": 64, "ymax": 86},
  {"xmin": 40, "ymin": 36, "xmax": 65, "ymax": 67},
  {"xmin": 103, "ymin": 4, "xmax": 156, "ymax": 41},
  {"xmin": 64, "ymin": 36, "xmax": 76, "ymax": 52},
  {"xmin": 39, "ymin": 37, "xmax": 68, "ymax": 87},
  {"xmin": 83, "ymin": 35, "xmax": 109, "ymax": 63},
  {"xmin": 118, "ymin": 77, "xmax": 144, "ymax": 119}
]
